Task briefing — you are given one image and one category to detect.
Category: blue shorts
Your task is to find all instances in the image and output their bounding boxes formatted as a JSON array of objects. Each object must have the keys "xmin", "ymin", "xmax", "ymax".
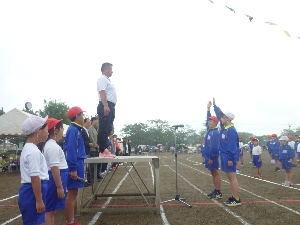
[
  {"xmin": 240, "ymin": 149, "xmax": 243, "ymax": 156},
  {"xmin": 297, "ymin": 152, "xmax": 300, "ymax": 158},
  {"xmin": 253, "ymin": 155, "xmax": 262, "ymax": 167},
  {"xmin": 18, "ymin": 180, "xmax": 48, "ymax": 225},
  {"xmin": 46, "ymin": 169, "xmax": 68, "ymax": 212},
  {"xmin": 268, "ymin": 149, "xmax": 272, "ymax": 155},
  {"xmin": 220, "ymin": 152, "xmax": 236, "ymax": 172},
  {"xmin": 280, "ymin": 160, "xmax": 292, "ymax": 169},
  {"xmin": 272, "ymin": 152, "xmax": 279, "ymax": 160},
  {"xmin": 235, "ymin": 152, "xmax": 240, "ymax": 162},
  {"xmin": 67, "ymin": 159, "xmax": 84, "ymax": 190},
  {"xmin": 205, "ymin": 157, "xmax": 219, "ymax": 171}
]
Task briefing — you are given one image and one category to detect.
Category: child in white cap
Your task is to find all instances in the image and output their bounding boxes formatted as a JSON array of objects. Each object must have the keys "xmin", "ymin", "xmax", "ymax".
[
  {"xmin": 19, "ymin": 115, "xmax": 49, "ymax": 225},
  {"xmin": 279, "ymin": 136, "xmax": 295, "ymax": 186},
  {"xmin": 213, "ymin": 98, "xmax": 241, "ymax": 206}
]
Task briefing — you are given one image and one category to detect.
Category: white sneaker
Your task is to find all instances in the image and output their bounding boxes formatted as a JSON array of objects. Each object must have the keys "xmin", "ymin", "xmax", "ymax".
[{"xmin": 236, "ymin": 169, "xmax": 240, "ymax": 174}]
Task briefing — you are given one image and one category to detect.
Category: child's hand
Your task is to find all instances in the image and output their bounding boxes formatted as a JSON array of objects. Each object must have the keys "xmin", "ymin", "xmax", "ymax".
[
  {"xmin": 36, "ymin": 200, "xmax": 45, "ymax": 213},
  {"xmin": 228, "ymin": 160, "xmax": 233, "ymax": 167},
  {"xmin": 70, "ymin": 171, "xmax": 78, "ymax": 180},
  {"xmin": 207, "ymin": 101, "xmax": 212, "ymax": 109},
  {"xmin": 57, "ymin": 187, "xmax": 65, "ymax": 199},
  {"xmin": 209, "ymin": 159, "xmax": 213, "ymax": 165}
]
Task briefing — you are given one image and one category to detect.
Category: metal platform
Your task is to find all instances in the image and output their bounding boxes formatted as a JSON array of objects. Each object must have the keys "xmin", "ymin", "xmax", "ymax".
[{"xmin": 76, "ymin": 156, "xmax": 160, "ymax": 215}]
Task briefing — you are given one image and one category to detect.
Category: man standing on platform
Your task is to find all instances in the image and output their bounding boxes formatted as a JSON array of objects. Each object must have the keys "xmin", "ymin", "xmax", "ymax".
[{"xmin": 97, "ymin": 62, "xmax": 117, "ymax": 174}]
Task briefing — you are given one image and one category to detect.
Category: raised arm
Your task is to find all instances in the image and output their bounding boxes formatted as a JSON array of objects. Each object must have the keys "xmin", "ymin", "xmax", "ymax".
[
  {"xmin": 206, "ymin": 101, "xmax": 212, "ymax": 130},
  {"xmin": 213, "ymin": 97, "xmax": 224, "ymax": 130}
]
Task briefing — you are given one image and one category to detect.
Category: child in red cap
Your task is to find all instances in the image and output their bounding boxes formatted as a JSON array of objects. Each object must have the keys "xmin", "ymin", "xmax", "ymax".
[
  {"xmin": 64, "ymin": 106, "xmax": 86, "ymax": 225},
  {"xmin": 38, "ymin": 118, "xmax": 68, "ymax": 225},
  {"xmin": 205, "ymin": 101, "xmax": 222, "ymax": 199},
  {"xmin": 271, "ymin": 134, "xmax": 280, "ymax": 171}
]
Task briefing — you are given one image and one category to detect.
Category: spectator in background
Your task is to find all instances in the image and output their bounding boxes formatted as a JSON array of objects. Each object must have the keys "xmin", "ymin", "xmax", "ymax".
[
  {"xmin": 109, "ymin": 134, "xmax": 116, "ymax": 155},
  {"xmin": 88, "ymin": 117, "xmax": 101, "ymax": 180},
  {"xmin": 122, "ymin": 138, "xmax": 126, "ymax": 154},
  {"xmin": 81, "ymin": 118, "xmax": 93, "ymax": 185},
  {"xmin": 127, "ymin": 139, "xmax": 131, "ymax": 156},
  {"xmin": 82, "ymin": 118, "xmax": 93, "ymax": 157},
  {"xmin": 113, "ymin": 134, "xmax": 123, "ymax": 165},
  {"xmin": 124, "ymin": 139, "xmax": 129, "ymax": 156}
]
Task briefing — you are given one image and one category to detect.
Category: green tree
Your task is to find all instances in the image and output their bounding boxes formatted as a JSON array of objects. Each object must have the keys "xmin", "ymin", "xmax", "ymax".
[
  {"xmin": 0, "ymin": 107, "xmax": 4, "ymax": 116},
  {"xmin": 38, "ymin": 99, "xmax": 71, "ymax": 125},
  {"xmin": 120, "ymin": 123, "xmax": 150, "ymax": 146}
]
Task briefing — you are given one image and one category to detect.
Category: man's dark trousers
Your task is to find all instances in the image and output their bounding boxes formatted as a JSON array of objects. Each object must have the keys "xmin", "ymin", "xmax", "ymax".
[{"xmin": 97, "ymin": 101, "xmax": 115, "ymax": 173}]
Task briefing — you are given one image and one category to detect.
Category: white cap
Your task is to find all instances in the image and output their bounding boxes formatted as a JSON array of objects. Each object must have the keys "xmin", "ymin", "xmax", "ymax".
[
  {"xmin": 22, "ymin": 115, "xmax": 48, "ymax": 136},
  {"xmin": 223, "ymin": 111, "xmax": 235, "ymax": 121},
  {"xmin": 279, "ymin": 136, "xmax": 289, "ymax": 141}
]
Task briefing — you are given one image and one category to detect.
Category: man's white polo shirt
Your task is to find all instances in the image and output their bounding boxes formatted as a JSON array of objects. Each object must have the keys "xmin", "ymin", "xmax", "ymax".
[
  {"xmin": 20, "ymin": 143, "xmax": 49, "ymax": 183},
  {"xmin": 97, "ymin": 75, "xmax": 117, "ymax": 104}
]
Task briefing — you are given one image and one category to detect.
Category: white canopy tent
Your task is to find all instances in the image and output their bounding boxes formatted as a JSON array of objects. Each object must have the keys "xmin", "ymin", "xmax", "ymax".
[{"xmin": 0, "ymin": 108, "xmax": 69, "ymax": 139}]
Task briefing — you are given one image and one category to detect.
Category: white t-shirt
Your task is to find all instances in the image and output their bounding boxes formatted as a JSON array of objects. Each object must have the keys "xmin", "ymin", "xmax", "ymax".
[
  {"xmin": 20, "ymin": 143, "xmax": 49, "ymax": 183},
  {"xmin": 297, "ymin": 144, "xmax": 300, "ymax": 153},
  {"xmin": 239, "ymin": 141, "xmax": 244, "ymax": 148},
  {"xmin": 97, "ymin": 75, "xmax": 117, "ymax": 104},
  {"xmin": 252, "ymin": 146, "xmax": 262, "ymax": 155},
  {"xmin": 288, "ymin": 141, "xmax": 295, "ymax": 149},
  {"xmin": 43, "ymin": 139, "xmax": 68, "ymax": 171}
]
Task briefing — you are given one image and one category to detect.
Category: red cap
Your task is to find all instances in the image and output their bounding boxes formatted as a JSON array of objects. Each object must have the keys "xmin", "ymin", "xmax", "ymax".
[
  {"xmin": 295, "ymin": 134, "xmax": 299, "ymax": 137},
  {"xmin": 249, "ymin": 136, "xmax": 253, "ymax": 139},
  {"xmin": 46, "ymin": 118, "xmax": 63, "ymax": 131},
  {"xmin": 288, "ymin": 136, "xmax": 293, "ymax": 139},
  {"xmin": 252, "ymin": 138, "xmax": 259, "ymax": 142},
  {"xmin": 271, "ymin": 134, "xmax": 277, "ymax": 137},
  {"xmin": 67, "ymin": 106, "xmax": 85, "ymax": 119},
  {"xmin": 208, "ymin": 116, "xmax": 219, "ymax": 124}
]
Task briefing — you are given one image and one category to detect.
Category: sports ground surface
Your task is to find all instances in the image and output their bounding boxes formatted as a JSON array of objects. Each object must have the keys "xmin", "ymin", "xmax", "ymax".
[{"xmin": 1, "ymin": 150, "xmax": 300, "ymax": 225}]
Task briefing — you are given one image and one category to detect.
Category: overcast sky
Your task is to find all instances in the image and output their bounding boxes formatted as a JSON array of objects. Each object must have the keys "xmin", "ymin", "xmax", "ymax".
[{"xmin": 1, "ymin": 0, "xmax": 300, "ymax": 137}]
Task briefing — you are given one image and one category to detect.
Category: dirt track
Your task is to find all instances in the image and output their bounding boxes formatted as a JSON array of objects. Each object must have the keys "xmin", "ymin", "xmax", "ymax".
[{"xmin": 1, "ymin": 150, "xmax": 300, "ymax": 225}]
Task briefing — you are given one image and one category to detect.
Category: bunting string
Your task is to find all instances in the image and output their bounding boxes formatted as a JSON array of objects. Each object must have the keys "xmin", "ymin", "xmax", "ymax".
[{"xmin": 209, "ymin": 0, "xmax": 300, "ymax": 40}]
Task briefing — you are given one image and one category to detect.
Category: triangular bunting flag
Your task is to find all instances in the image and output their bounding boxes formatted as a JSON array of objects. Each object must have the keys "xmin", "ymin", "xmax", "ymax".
[
  {"xmin": 226, "ymin": 6, "xmax": 235, "ymax": 13},
  {"xmin": 283, "ymin": 30, "xmax": 291, "ymax": 37},
  {"xmin": 245, "ymin": 14, "xmax": 253, "ymax": 22},
  {"xmin": 265, "ymin": 22, "xmax": 277, "ymax": 25}
]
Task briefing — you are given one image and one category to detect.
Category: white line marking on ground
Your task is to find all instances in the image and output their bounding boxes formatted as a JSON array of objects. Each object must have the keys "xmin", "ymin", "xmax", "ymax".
[
  {"xmin": 179, "ymin": 159, "xmax": 300, "ymax": 216},
  {"xmin": 162, "ymin": 160, "xmax": 250, "ymax": 225},
  {"xmin": 0, "ymin": 195, "xmax": 18, "ymax": 202},
  {"xmin": 88, "ymin": 165, "xmax": 134, "ymax": 225},
  {"xmin": 149, "ymin": 162, "xmax": 170, "ymax": 225},
  {"xmin": 0, "ymin": 214, "xmax": 22, "ymax": 225}
]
